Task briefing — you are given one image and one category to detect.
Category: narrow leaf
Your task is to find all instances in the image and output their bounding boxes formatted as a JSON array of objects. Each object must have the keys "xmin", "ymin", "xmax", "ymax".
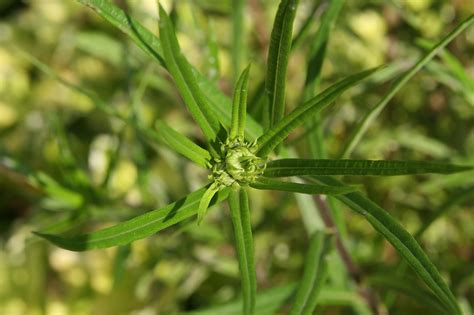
[
  {"xmin": 302, "ymin": 0, "xmax": 345, "ymax": 100},
  {"xmin": 35, "ymin": 186, "xmax": 230, "ymax": 251},
  {"xmin": 255, "ymin": 67, "xmax": 381, "ymax": 157},
  {"xmin": 78, "ymin": 0, "xmax": 264, "ymax": 140},
  {"xmin": 340, "ymin": 15, "xmax": 474, "ymax": 158},
  {"xmin": 155, "ymin": 120, "xmax": 212, "ymax": 168},
  {"xmin": 231, "ymin": 0, "xmax": 245, "ymax": 82},
  {"xmin": 197, "ymin": 182, "xmax": 220, "ymax": 225},
  {"xmin": 307, "ymin": 176, "xmax": 461, "ymax": 314},
  {"xmin": 159, "ymin": 5, "xmax": 223, "ymax": 143},
  {"xmin": 229, "ymin": 188, "xmax": 257, "ymax": 315},
  {"xmin": 250, "ymin": 177, "xmax": 356, "ymax": 195},
  {"xmin": 290, "ymin": 231, "xmax": 334, "ymax": 315},
  {"xmin": 230, "ymin": 65, "xmax": 251, "ymax": 139},
  {"xmin": 266, "ymin": 0, "xmax": 299, "ymax": 128},
  {"xmin": 265, "ymin": 159, "xmax": 473, "ymax": 177}
]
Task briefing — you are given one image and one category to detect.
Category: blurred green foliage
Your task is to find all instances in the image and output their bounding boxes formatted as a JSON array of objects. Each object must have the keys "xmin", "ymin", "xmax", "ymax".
[{"xmin": 0, "ymin": 0, "xmax": 473, "ymax": 314}]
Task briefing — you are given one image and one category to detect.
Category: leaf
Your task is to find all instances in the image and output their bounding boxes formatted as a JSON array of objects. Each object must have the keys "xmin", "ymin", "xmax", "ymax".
[
  {"xmin": 229, "ymin": 188, "xmax": 257, "ymax": 315},
  {"xmin": 230, "ymin": 65, "xmax": 251, "ymax": 140},
  {"xmin": 155, "ymin": 120, "xmax": 212, "ymax": 168},
  {"xmin": 197, "ymin": 182, "xmax": 220, "ymax": 225},
  {"xmin": 35, "ymin": 186, "xmax": 230, "ymax": 251},
  {"xmin": 159, "ymin": 5, "xmax": 224, "ymax": 143},
  {"xmin": 255, "ymin": 66, "xmax": 380, "ymax": 157},
  {"xmin": 302, "ymin": 0, "xmax": 345, "ymax": 101},
  {"xmin": 250, "ymin": 177, "xmax": 356, "ymax": 195},
  {"xmin": 307, "ymin": 176, "xmax": 461, "ymax": 315},
  {"xmin": 290, "ymin": 231, "xmax": 334, "ymax": 315},
  {"xmin": 78, "ymin": 0, "xmax": 264, "ymax": 140},
  {"xmin": 340, "ymin": 15, "xmax": 474, "ymax": 158},
  {"xmin": 264, "ymin": 159, "xmax": 473, "ymax": 177},
  {"xmin": 231, "ymin": 0, "xmax": 245, "ymax": 82},
  {"xmin": 266, "ymin": 0, "xmax": 299, "ymax": 128}
]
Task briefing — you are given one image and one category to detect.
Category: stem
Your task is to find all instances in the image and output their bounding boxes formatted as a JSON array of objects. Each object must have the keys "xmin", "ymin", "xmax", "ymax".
[
  {"xmin": 229, "ymin": 187, "xmax": 257, "ymax": 315},
  {"xmin": 313, "ymin": 195, "xmax": 383, "ymax": 315}
]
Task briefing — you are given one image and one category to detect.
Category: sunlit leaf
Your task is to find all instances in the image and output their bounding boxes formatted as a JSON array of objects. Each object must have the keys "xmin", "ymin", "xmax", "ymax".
[
  {"xmin": 35, "ymin": 186, "xmax": 230, "ymax": 251},
  {"xmin": 229, "ymin": 188, "xmax": 257, "ymax": 315},
  {"xmin": 255, "ymin": 66, "xmax": 380, "ymax": 157},
  {"xmin": 307, "ymin": 176, "xmax": 461, "ymax": 314},
  {"xmin": 265, "ymin": 159, "xmax": 473, "ymax": 177},
  {"xmin": 266, "ymin": 0, "xmax": 299, "ymax": 128}
]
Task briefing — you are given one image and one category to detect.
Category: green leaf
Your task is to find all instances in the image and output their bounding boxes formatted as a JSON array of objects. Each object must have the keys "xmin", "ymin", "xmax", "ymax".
[
  {"xmin": 231, "ymin": 0, "xmax": 245, "ymax": 82},
  {"xmin": 340, "ymin": 15, "xmax": 474, "ymax": 158},
  {"xmin": 197, "ymin": 182, "xmax": 220, "ymax": 225},
  {"xmin": 290, "ymin": 231, "xmax": 334, "ymax": 315},
  {"xmin": 155, "ymin": 120, "xmax": 212, "ymax": 168},
  {"xmin": 264, "ymin": 159, "xmax": 473, "ymax": 177},
  {"xmin": 307, "ymin": 176, "xmax": 461, "ymax": 315},
  {"xmin": 250, "ymin": 177, "xmax": 356, "ymax": 195},
  {"xmin": 159, "ymin": 5, "xmax": 224, "ymax": 143},
  {"xmin": 35, "ymin": 186, "xmax": 230, "ymax": 251},
  {"xmin": 230, "ymin": 65, "xmax": 251, "ymax": 140},
  {"xmin": 302, "ymin": 0, "xmax": 345, "ymax": 101},
  {"xmin": 266, "ymin": 0, "xmax": 299, "ymax": 128},
  {"xmin": 255, "ymin": 66, "xmax": 380, "ymax": 157},
  {"xmin": 229, "ymin": 188, "xmax": 257, "ymax": 315},
  {"xmin": 78, "ymin": 0, "xmax": 264, "ymax": 140}
]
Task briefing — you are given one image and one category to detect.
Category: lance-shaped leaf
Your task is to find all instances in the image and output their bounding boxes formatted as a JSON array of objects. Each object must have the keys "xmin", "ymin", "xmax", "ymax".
[
  {"xmin": 231, "ymin": 0, "xmax": 245, "ymax": 82},
  {"xmin": 197, "ymin": 182, "xmax": 220, "ymax": 225},
  {"xmin": 35, "ymin": 186, "xmax": 230, "ymax": 251},
  {"xmin": 78, "ymin": 0, "xmax": 264, "ymax": 140},
  {"xmin": 250, "ymin": 177, "xmax": 356, "ymax": 195},
  {"xmin": 155, "ymin": 120, "xmax": 212, "ymax": 168},
  {"xmin": 230, "ymin": 65, "xmax": 251, "ymax": 140},
  {"xmin": 264, "ymin": 159, "xmax": 473, "ymax": 177},
  {"xmin": 340, "ymin": 15, "xmax": 474, "ymax": 158},
  {"xmin": 290, "ymin": 231, "xmax": 334, "ymax": 315},
  {"xmin": 159, "ymin": 5, "xmax": 223, "ymax": 143},
  {"xmin": 307, "ymin": 176, "xmax": 461, "ymax": 315},
  {"xmin": 229, "ymin": 187, "xmax": 257, "ymax": 315},
  {"xmin": 255, "ymin": 67, "xmax": 380, "ymax": 157},
  {"xmin": 266, "ymin": 0, "xmax": 299, "ymax": 128}
]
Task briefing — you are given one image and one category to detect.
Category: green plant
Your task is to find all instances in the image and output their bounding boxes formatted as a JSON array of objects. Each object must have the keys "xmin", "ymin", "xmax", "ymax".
[{"xmin": 24, "ymin": 1, "xmax": 473, "ymax": 314}]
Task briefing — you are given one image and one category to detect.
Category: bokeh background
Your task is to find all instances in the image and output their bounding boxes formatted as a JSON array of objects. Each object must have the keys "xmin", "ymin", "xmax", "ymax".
[{"xmin": 0, "ymin": 0, "xmax": 473, "ymax": 314}]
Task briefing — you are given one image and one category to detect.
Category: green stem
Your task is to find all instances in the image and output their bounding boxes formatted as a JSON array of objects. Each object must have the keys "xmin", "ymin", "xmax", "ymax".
[{"xmin": 229, "ymin": 187, "xmax": 257, "ymax": 315}]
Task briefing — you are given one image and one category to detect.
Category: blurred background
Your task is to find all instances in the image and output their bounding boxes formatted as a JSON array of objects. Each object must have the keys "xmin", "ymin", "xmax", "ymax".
[{"xmin": 0, "ymin": 0, "xmax": 473, "ymax": 314}]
